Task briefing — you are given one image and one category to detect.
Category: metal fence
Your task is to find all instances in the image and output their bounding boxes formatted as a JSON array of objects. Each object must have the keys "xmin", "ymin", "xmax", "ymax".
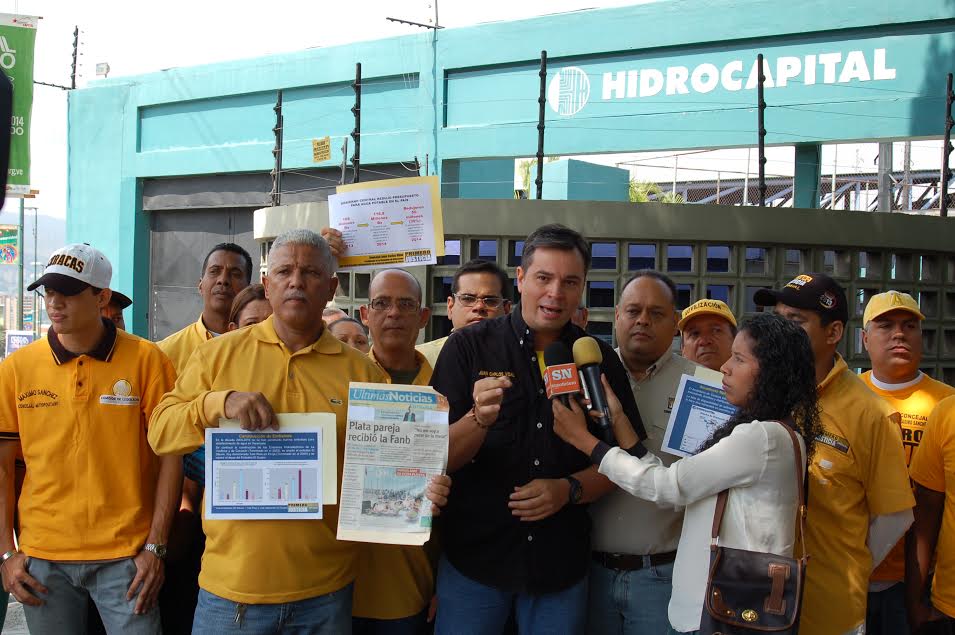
[{"xmin": 255, "ymin": 198, "xmax": 955, "ymax": 384}]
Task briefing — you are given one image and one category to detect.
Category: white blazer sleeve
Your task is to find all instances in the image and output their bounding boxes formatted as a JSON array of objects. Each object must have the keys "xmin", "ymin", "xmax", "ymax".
[{"xmin": 598, "ymin": 421, "xmax": 771, "ymax": 509}]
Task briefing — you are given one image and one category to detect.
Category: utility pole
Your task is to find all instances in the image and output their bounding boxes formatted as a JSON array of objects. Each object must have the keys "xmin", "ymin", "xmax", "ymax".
[
  {"xmin": 16, "ymin": 198, "xmax": 22, "ymax": 330},
  {"xmin": 70, "ymin": 26, "xmax": 79, "ymax": 89},
  {"xmin": 756, "ymin": 53, "xmax": 767, "ymax": 207},
  {"xmin": 270, "ymin": 90, "xmax": 283, "ymax": 207},
  {"xmin": 535, "ymin": 50, "xmax": 547, "ymax": 200},
  {"xmin": 943, "ymin": 73, "xmax": 953, "ymax": 217},
  {"xmin": 351, "ymin": 63, "xmax": 362, "ymax": 183}
]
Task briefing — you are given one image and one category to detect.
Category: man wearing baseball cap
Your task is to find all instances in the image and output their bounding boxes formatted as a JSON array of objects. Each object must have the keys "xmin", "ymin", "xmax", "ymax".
[
  {"xmin": 0, "ymin": 244, "xmax": 180, "ymax": 634},
  {"xmin": 102, "ymin": 290, "xmax": 132, "ymax": 331},
  {"xmin": 678, "ymin": 299, "xmax": 737, "ymax": 372},
  {"xmin": 859, "ymin": 291, "xmax": 954, "ymax": 634},
  {"xmin": 754, "ymin": 273, "xmax": 914, "ymax": 635}
]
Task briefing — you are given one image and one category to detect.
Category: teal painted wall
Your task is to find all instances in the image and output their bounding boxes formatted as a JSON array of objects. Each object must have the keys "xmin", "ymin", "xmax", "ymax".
[
  {"xmin": 66, "ymin": 0, "xmax": 955, "ymax": 336},
  {"xmin": 543, "ymin": 159, "xmax": 629, "ymax": 202}
]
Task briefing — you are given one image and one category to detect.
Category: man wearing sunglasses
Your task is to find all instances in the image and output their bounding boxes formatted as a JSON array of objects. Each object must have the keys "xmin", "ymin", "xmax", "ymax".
[{"xmin": 417, "ymin": 259, "xmax": 512, "ymax": 368}]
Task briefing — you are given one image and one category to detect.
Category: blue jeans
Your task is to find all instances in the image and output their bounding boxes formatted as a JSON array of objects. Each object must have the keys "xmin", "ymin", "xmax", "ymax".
[
  {"xmin": 434, "ymin": 556, "xmax": 587, "ymax": 635},
  {"xmin": 588, "ymin": 558, "xmax": 674, "ymax": 635},
  {"xmin": 866, "ymin": 582, "xmax": 910, "ymax": 635},
  {"xmin": 353, "ymin": 609, "xmax": 428, "ymax": 634},
  {"xmin": 21, "ymin": 557, "xmax": 160, "ymax": 634},
  {"xmin": 192, "ymin": 584, "xmax": 352, "ymax": 634}
]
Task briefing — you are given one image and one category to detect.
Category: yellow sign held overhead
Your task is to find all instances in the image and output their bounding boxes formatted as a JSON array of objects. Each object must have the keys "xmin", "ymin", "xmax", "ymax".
[{"xmin": 312, "ymin": 136, "xmax": 331, "ymax": 163}]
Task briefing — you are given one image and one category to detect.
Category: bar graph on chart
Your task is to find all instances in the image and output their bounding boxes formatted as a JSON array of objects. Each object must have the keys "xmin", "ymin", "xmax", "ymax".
[
  {"xmin": 270, "ymin": 467, "xmax": 319, "ymax": 501},
  {"xmin": 217, "ymin": 469, "xmax": 264, "ymax": 502}
]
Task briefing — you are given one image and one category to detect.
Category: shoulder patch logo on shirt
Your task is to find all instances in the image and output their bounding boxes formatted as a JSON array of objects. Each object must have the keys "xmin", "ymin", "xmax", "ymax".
[
  {"xmin": 16, "ymin": 389, "xmax": 59, "ymax": 409},
  {"xmin": 815, "ymin": 431, "xmax": 850, "ymax": 454},
  {"xmin": 99, "ymin": 379, "xmax": 140, "ymax": 406}
]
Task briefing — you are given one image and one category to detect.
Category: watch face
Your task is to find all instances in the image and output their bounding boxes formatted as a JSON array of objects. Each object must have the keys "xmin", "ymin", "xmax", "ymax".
[
  {"xmin": 568, "ymin": 478, "xmax": 582, "ymax": 504},
  {"xmin": 147, "ymin": 544, "xmax": 167, "ymax": 559}
]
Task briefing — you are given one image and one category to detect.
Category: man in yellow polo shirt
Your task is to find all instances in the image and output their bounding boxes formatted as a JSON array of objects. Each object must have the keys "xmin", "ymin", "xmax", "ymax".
[
  {"xmin": 678, "ymin": 298, "xmax": 737, "ymax": 372},
  {"xmin": 0, "ymin": 243, "xmax": 180, "ymax": 634},
  {"xmin": 756, "ymin": 273, "xmax": 914, "ymax": 635},
  {"xmin": 148, "ymin": 230, "xmax": 450, "ymax": 633},
  {"xmin": 860, "ymin": 291, "xmax": 955, "ymax": 634},
  {"xmin": 354, "ymin": 268, "xmax": 435, "ymax": 632},
  {"xmin": 908, "ymin": 395, "xmax": 955, "ymax": 632},
  {"xmin": 156, "ymin": 241, "xmax": 253, "ymax": 633}
]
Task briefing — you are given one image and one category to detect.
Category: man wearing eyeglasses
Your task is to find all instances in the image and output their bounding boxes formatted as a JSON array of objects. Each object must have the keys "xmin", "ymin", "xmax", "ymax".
[
  {"xmin": 417, "ymin": 259, "xmax": 512, "ymax": 368},
  {"xmin": 355, "ymin": 268, "xmax": 437, "ymax": 632}
]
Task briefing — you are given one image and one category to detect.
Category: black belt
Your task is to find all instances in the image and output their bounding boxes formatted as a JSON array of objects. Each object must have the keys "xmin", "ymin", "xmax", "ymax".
[{"xmin": 592, "ymin": 550, "xmax": 677, "ymax": 571}]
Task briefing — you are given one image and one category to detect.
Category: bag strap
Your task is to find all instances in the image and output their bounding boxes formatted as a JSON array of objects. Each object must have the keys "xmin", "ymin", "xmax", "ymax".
[{"xmin": 709, "ymin": 418, "xmax": 808, "ymax": 559}]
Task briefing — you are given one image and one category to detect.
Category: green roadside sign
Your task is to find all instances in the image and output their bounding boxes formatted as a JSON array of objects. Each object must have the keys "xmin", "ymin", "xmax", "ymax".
[{"xmin": 0, "ymin": 14, "xmax": 37, "ymax": 196}]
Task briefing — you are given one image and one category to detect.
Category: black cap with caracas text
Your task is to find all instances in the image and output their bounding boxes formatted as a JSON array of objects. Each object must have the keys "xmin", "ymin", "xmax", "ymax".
[{"xmin": 753, "ymin": 273, "xmax": 849, "ymax": 324}]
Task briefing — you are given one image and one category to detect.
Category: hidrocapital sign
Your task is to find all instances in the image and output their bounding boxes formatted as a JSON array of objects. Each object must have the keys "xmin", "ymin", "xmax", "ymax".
[{"xmin": 549, "ymin": 48, "xmax": 898, "ymax": 116}]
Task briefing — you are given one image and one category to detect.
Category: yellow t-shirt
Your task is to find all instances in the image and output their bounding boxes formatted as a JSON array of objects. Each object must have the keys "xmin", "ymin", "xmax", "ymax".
[
  {"xmin": 157, "ymin": 316, "xmax": 215, "ymax": 374},
  {"xmin": 800, "ymin": 356, "xmax": 915, "ymax": 635},
  {"xmin": 148, "ymin": 316, "xmax": 387, "ymax": 604},
  {"xmin": 0, "ymin": 325, "xmax": 176, "ymax": 560},
  {"xmin": 351, "ymin": 349, "xmax": 435, "ymax": 620},
  {"xmin": 415, "ymin": 336, "xmax": 448, "ymax": 370},
  {"xmin": 910, "ymin": 396, "xmax": 955, "ymax": 617},
  {"xmin": 862, "ymin": 371, "xmax": 955, "ymax": 583}
]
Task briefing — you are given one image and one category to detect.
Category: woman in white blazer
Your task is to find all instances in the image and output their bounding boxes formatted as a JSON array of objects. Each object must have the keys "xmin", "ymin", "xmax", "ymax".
[{"xmin": 554, "ymin": 312, "xmax": 823, "ymax": 634}]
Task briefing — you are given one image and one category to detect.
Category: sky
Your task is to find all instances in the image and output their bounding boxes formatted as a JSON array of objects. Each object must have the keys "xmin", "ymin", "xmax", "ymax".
[{"xmin": 2, "ymin": 0, "xmax": 945, "ymax": 219}]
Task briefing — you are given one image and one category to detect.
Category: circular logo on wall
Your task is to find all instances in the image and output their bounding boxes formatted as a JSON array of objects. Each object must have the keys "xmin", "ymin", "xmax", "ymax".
[{"xmin": 547, "ymin": 66, "xmax": 590, "ymax": 116}]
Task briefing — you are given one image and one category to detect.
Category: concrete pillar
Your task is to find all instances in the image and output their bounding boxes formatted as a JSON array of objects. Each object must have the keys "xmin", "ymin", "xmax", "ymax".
[
  {"xmin": 793, "ymin": 143, "xmax": 821, "ymax": 209},
  {"xmin": 877, "ymin": 142, "xmax": 894, "ymax": 212}
]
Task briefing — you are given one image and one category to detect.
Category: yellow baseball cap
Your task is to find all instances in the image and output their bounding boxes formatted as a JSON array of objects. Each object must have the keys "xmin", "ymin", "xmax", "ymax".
[
  {"xmin": 863, "ymin": 290, "xmax": 924, "ymax": 326},
  {"xmin": 678, "ymin": 299, "xmax": 737, "ymax": 331}
]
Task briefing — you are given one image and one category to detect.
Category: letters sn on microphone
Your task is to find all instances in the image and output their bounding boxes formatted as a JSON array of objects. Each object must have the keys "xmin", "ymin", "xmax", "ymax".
[{"xmin": 545, "ymin": 364, "xmax": 581, "ymax": 399}]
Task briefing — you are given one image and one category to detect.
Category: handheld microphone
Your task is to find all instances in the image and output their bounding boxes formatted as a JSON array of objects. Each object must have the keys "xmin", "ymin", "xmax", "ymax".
[
  {"xmin": 573, "ymin": 337, "xmax": 614, "ymax": 442},
  {"xmin": 542, "ymin": 342, "xmax": 582, "ymax": 407}
]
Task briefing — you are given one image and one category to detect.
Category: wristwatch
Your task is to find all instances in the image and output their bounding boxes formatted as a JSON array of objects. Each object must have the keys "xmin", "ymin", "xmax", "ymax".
[
  {"xmin": 144, "ymin": 543, "xmax": 167, "ymax": 560},
  {"xmin": 565, "ymin": 476, "xmax": 583, "ymax": 505}
]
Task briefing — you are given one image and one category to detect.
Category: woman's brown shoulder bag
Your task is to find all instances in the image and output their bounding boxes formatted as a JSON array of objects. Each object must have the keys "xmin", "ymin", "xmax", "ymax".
[{"xmin": 699, "ymin": 421, "xmax": 808, "ymax": 635}]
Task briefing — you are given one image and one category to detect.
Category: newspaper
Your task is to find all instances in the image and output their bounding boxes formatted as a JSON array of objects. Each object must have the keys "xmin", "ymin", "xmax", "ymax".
[{"xmin": 337, "ymin": 382, "xmax": 449, "ymax": 545}]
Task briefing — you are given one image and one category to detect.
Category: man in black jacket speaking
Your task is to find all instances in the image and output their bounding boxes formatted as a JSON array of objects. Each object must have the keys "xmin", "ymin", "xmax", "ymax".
[{"xmin": 431, "ymin": 224, "xmax": 645, "ymax": 635}]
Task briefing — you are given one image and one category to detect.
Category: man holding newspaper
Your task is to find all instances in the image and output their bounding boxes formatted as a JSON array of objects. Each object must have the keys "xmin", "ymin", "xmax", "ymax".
[{"xmin": 148, "ymin": 230, "xmax": 450, "ymax": 633}]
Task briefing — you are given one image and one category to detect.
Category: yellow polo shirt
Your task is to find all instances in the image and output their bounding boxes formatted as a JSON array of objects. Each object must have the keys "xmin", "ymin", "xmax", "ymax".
[
  {"xmin": 352, "ymin": 348, "xmax": 435, "ymax": 620},
  {"xmin": 148, "ymin": 316, "xmax": 386, "ymax": 604},
  {"xmin": 910, "ymin": 396, "xmax": 955, "ymax": 617},
  {"xmin": 0, "ymin": 322, "xmax": 176, "ymax": 560},
  {"xmin": 415, "ymin": 336, "xmax": 448, "ymax": 370},
  {"xmin": 157, "ymin": 316, "xmax": 215, "ymax": 374},
  {"xmin": 800, "ymin": 355, "xmax": 915, "ymax": 634},
  {"xmin": 862, "ymin": 371, "xmax": 955, "ymax": 583}
]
